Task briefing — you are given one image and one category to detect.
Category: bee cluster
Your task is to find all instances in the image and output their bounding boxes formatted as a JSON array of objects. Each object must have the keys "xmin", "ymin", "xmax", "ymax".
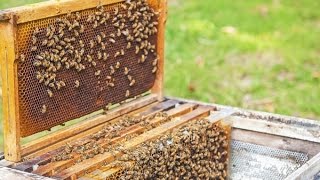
[
  {"xmin": 18, "ymin": 0, "xmax": 159, "ymax": 114},
  {"xmin": 116, "ymin": 119, "xmax": 230, "ymax": 180},
  {"xmin": 51, "ymin": 112, "xmax": 170, "ymax": 163}
]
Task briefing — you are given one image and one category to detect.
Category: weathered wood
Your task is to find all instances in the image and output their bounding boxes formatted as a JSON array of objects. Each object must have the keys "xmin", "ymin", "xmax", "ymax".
[
  {"xmin": 53, "ymin": 106, "xmax": 212, "ymax": 179},
  {"xmin": 21, "ymin": 94, "xmax": 158, "ymax": 157},
  {"xmin": 0, "ymin": 0, "xmax": 124, "ymax": 24},
  {"xmin": 284, "ymin": 152, "xmax": 320, "ymax": 180},
  {"xmin": 0, "ymin": 166, "xmax": 54, "ymax": 180},
  {"xmin": 151, "ymin": 0, "xmax": 167, "ymax": 101},
  {"xmin": 168, "ymin": 96, "xmax": 320, "ymax": 129},
  {"xmin": 98, "ymin": 108, "xmax": 233, "ymax": 179},
  {"xmin": 15, "ymin": 99, "xmax": 177, "ymax": 171},
  {"xmin": 229, "ymin": 116, "xmax": 320, "ymax": 143},
  {"xmin": 0, "ymin": 15, "xmax": 21, "ymax": 162},
  {"xmin": 232, "ymin": 129, "xmax": 320, "ymax": 158},
  {"xmin": 32, "ymin": 103, "xmax": 196, "ymax": 176}
]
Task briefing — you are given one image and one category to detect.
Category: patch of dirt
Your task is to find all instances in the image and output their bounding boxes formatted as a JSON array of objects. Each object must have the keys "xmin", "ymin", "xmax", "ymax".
[{"xmin": 225, "ymin": 51, "xmax": 283, "ymax": 68}]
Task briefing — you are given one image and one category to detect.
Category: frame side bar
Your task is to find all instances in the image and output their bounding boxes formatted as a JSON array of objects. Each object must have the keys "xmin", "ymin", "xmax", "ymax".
[{"xmin": 0, "ymin": 15, "xmax": 21, "ymax": 162}]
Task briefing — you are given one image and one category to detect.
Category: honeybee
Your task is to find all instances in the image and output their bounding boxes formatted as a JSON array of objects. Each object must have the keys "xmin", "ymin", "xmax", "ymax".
[
  {"xmin": 152, "ymin": 58, "xmax": 158, "ymax": 66},
  {"xmin": 33, "ymin": 60, "xmax": 42, "ymax": 67},
  {"xmin": 110, "ymin": 66, "xmax": 115, "ymax": 75},
  {"xmin": 41, "ymin": 105, "xmax": 47, "ymax": 114},
  {"xmin": 152, "ymin": 67, "xmax": 157, "ymax": 73},
  {"xmin": 96, "ymin": 35, "xmax": 102, "ymax": 44},
  {"xmin": 109, "ymin": 38, "xmax": 115, "ymax": 44},
  {"xmin": 31, "ymin": 35, "xmax": 37, "ymax": 45},
  {"xmin": 117, "ymin": 29, "xmax": 121, "ymax": 37},
  {"xmin": 124, "ymin": 67, "xmax": 129, "ymax": 75},
  {"xmin": 19, "ymin": 54, "xmax": 26, "ymax": 63},
  {"xmin": 79, "ymin": 25, "xmax": 85, "ymax": 33},
  {"xmin": 86, "ymin": 14, "xmax": 94, "ymax": 23},
  {"xmin": 31, "ymin": 46, "xmax": 37, "ymax": 52},
  {"xmin": 75, "ymin": 12, "xmax": 81, "ymax": 20},
  {"xmin": 101, "ymin": 42, "xmax": 106, "ymax": 50},
  {"xmin": 74, "ymin": 30, "xmax": 79, "ymax": 37},
  {"xmin": 126, "ymin": 42, "xmax": 131, "ymax": 49},
  {"xmin": 97, "ymin": 51, "xmax": 102, "ymax": 60},
  {"xmin": 115, "ymin": 62, "xmax": 120, "ymax": 69},
  {"xmin": 140, "ymin": 54, "xmax": 146, "ymax": 63},
  {"xmin": 79, "ymin": 40, "xmax": 84, "ymax": 48},
  {"xmin": 100, "ymin": 32, "xmax": 106, "ymax": 39},
  {"xmin": 93, "ymin": 20, "xmax": 98, "ymax": 28},
  {"xmin": 103, "ymin": 53, "xmax": 109, "ymax": 61},
  {"xmin": 114, "ymin": 51, "xmax": 120, "ymax": 58},
  {"xmin": 47, "ymin": 40, "xmax": 55, "ymax": 47},
  {"xmin": 92, "ymin": 61, "xmax": 97, "ymax": 67},
  {"xmin": 108, "ymin": 82, "xmax": 115, "ymax": 87},
  {"xmin": 127, "ymin": 75, "xmax": 132, "ymax": 81},
  {"xmin": 86, "ymin": 55, "xmax": 92, "ymax": 62},
  {"xmin": 33, "ymin": 27, "xmax": 40, "ymax": 35},
  {"xmin": 45, "ymin": 27, "xmax": 51, "ymax": 37},
  {"xmin": 89, "ymin": 40, "xmax": 95, "ymax": 48},
  {"xmin": 120, "ymin": 49, "xmax": 124, "ymax": 56},
  {"xmin": 114, "ymin": 7, "xmax": 119, "ymax": 15},
  {"xmin": 74, "ymin": 80, "xmax": 80, "ymax": 88},
  {"xmin": 129, "ymin": 79, "xmax": 136, "ymax": 87},
  {"xmin": 135, "ymin": 46, "xmax": 139, "ymax": 54},
  {"xmin": 60, "ymin": 81, "xmax": 66, "ymax": 87},
  {"xmin": 95, "ymin": 70, "xmax": 101, "ymax": 76}
]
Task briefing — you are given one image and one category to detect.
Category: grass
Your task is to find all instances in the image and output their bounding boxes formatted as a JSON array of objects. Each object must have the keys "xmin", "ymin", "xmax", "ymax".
[{"xmin": 0, "ymin": 0, "xmax": 320, "ymax": 151}]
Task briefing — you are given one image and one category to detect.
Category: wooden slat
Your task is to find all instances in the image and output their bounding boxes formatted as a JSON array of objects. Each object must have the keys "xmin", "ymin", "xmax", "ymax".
[
  {"xmin": 98, "ymin": 108, "xmax": 233, "ymax": 179},
  {"xmin": 284, "ymin": 152, "xmax": 320, "ymax": 180},
  {"xmin": 230, "ymin": 116, "xmax": 320, "ymax": 143},
  {"xmin": 151, "ymin": 0, "xmax": 167, "ymax": 101},
  {"xmin": 32, "ymin": 103, "xmax": 196, "ymax": 176},
  {"xmin": 0, "ymin": 15, "xmax": 21, "ymax": 162},
  {"xmin": 0, "ymin": 0, "xmax": 124, "ymax": 24},
  {"xmin": 14, "ymin": 100, "xmax": 161, "ymax": 172},
  {"xmin": 53, "ymin": 106, "xmax": 212, "ymax": 179},
  {"xmin": 14, "ymin": 99, "xmax": 177, "ymax": 171},
  {"xmin": 232, "ymin": 129, "xmax": 320, "ymax": 158},
  {"xmin": 21, "ymin": 94, "xmax": 158, "ymax": 157}
]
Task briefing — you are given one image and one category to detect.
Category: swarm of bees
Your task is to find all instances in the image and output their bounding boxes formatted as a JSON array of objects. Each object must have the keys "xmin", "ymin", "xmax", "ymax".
[
  {"xmin": 116, "ymin": 119, "xmax": 230, "ymax": 180},
  {"xmin": 19, "ymin": 0, "xmax": 159, "ymax": 114},
  {"xmin": 51, "ymin": 112, "xmax": 170, "ymax": 163}
]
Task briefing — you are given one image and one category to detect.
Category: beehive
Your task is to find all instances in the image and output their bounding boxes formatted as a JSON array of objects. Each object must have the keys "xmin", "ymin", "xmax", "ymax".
[{"xmin": 0, "ymin": 0, "xmax": 233, "ymax": 179}]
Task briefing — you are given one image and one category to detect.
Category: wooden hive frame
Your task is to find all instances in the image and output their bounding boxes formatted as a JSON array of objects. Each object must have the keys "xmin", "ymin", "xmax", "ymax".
[{"xmin": 0, "ymin": 0, "xmax": 167, "ymax": 162}]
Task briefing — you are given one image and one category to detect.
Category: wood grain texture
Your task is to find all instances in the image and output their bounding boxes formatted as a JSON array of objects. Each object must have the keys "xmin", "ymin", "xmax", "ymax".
[
  {"xmin": 151, "ymin": 0, "xmax": 167, "ymax": 101},
  {"xmin": 0, "ymin": 0, "xmax": 124, "ymax": 24},
  {"xmin": 232, "ymin": 129, "xmax": 320, "ymax": 158},
  {"xmin": 53, "ymin": 106, "xmax": 212, "ymax": 179},
  {"xmin": 21, "ymin": 94, "xmax": 158, "ymax": 157},
  {"xmin": 229, "ymin": 116, "xmax": 320, "ymax": 143},
  {"xmin": 0, "ymin": 15, "xmax": 21, "ymax": 162},
  {"xmin": 32, "ymin": 103, "xmax": 194, "ymax": 176},
  {"xmin": 15, "ymin": 99, "xmax": 177, "ymax": 173}
]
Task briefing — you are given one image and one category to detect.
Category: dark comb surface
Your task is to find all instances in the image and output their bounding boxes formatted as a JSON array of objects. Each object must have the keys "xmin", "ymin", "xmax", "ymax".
[{"xmin": 16, "ymin": 1, "xmax": 159, "ymax": 137}]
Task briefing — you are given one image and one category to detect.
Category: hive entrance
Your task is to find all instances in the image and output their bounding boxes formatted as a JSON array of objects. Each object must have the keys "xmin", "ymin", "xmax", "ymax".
[{"xmin": 16, "ymin": 0, "xmax": 159, "ymax": 137}]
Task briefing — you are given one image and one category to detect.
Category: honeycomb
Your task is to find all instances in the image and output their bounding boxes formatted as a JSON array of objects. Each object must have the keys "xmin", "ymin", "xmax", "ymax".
[{"xmin": 16, "ymin": 0, "xmax": 159, "ymax": 137}]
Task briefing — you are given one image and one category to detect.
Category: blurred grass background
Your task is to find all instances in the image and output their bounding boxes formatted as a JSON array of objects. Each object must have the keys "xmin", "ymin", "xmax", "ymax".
[{"xmin": 0, "ymin": 0, "xmax": 320, "ymax": 150}]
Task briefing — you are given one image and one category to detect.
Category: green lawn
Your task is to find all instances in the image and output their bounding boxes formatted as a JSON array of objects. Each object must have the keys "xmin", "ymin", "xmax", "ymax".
[{"xmin": 0, "ymin": 0, "xmax": 320, "ymax": 151}]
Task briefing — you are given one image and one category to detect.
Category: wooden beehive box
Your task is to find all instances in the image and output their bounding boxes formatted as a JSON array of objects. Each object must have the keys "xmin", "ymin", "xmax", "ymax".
[
  {"xmin": 1, "ymin": 0, "xmax": 319, "ymax": 179},
  {"xmin": 0, "ymin": 0, "xmax": 233, "ymax": 179}
]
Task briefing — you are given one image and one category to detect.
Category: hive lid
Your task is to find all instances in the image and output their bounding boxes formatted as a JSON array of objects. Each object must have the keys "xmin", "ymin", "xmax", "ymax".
[{"xmin": 0, "ymin": 0, "xmax": 167, "ymax": 162}]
